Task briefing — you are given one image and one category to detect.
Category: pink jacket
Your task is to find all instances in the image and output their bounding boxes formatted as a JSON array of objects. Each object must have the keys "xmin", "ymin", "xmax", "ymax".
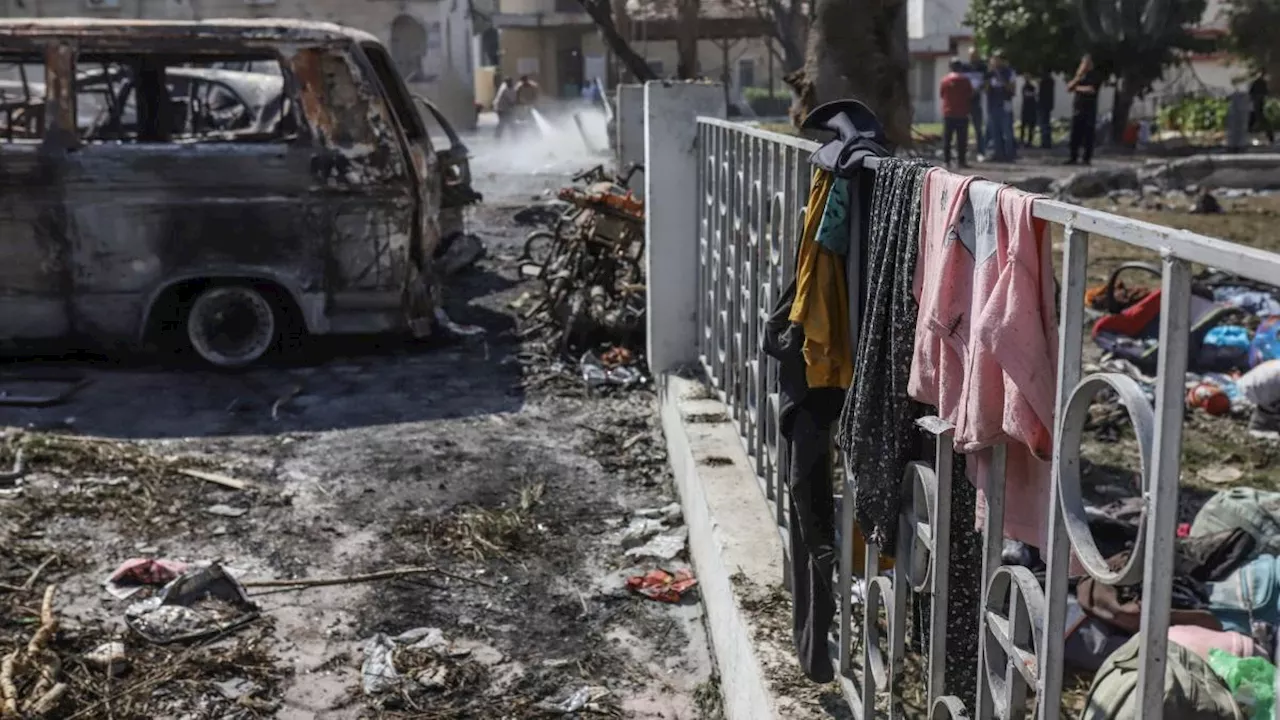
[{"xmin": 910, "ymin": 169, "xmax": 1058, "ymax": 550}]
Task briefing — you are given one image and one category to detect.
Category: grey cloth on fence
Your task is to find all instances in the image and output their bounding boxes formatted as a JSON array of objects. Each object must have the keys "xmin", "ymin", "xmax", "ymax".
[{"xmin": 835, "ymin": 157, "xmax": 929, "ymax": 548}]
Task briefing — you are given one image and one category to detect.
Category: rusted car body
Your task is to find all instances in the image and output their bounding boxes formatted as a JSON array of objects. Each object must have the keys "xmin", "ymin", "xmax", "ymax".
[{"xmin": 0, "ymin": 19, "xmax": 445, "ymax": 367}]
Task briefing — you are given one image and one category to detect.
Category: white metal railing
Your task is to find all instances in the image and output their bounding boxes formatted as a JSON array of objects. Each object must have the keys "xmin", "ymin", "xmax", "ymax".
[{"xmin": 693, "ymin": 115, "xmax": 1280, "ymax": 719}]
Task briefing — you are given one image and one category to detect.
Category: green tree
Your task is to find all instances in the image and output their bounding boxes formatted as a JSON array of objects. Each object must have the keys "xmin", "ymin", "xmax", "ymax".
[
  {"xmin": 965, "ymin": 0, "xmax": 1079, "ymax": 75},
  {"xmin": 1079, "ymin": 0, "xmax": 1215, "ymax": 141},
  {"xmin": 1224, "ymin": 0, "xmax": 1280, "ymax": 84},
  {"xmin": 968, "ymin": 0, "xmax": 1214, "ymax": 142}
]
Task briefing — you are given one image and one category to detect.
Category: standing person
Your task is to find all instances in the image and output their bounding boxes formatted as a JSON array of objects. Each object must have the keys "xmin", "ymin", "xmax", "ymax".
[
  {"xmin": 964, "ymin": 47, "xmax": 989, "ymax": 157},
  {"xmin": 1020, "ymin": 74, "xmax": 1039, "ymax": 147},
  {"xmin": 493, "ymin": 77, "xmax": 515, "ymax": 139},
  {"xmin": 985, "ymin": 51, "xmax": 1017, "ymax": 161},
  {"xmin": 1037, "ymin": 71, "xmax": 1056, "ymax": 149},
  {"xmin": 1250, "ymin": 72, "xmax": 1274, "ymax": 144},
  {"xmin": 940, "ymin": 58, "xmax": 974, "ymax": 167},
  {"xmin": 515, "ymin": 75, "xmax": 540, "ymax": 109},
  {"xmin": 1066, "ymin": 54, "xmax": 1101, "ymax": 165}
]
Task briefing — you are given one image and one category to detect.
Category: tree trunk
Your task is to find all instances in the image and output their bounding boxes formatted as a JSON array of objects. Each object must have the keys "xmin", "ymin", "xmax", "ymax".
[
  {"xmin": 1110, "ymin": 75, "xmax": 1138, "ymax": 145},
  {"xmin": 784, "ymin": 0, "xmax": 912, "ymax": 147},
  {"xmin": 609, "ymin": 0, "xmax": 632, "ymax": 83},
  {"xmin": 676, "ymin": 0, "xmax": 700, "ymax": 79},
  {"xmin": 577, "ymin": 0, "xmax": 657, "ymax": 82}
]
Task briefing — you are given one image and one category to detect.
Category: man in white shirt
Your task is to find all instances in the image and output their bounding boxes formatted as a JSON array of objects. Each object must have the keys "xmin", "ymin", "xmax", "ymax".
[{"xmin": 493, "ymin": 77, "xmax": 515, "ymax": 138}]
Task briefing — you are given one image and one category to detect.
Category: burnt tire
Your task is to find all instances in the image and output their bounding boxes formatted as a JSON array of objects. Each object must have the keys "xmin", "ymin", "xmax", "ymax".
[{"xmin": 184, "ymin": 285, "xmax": 280, "ymax": 369}]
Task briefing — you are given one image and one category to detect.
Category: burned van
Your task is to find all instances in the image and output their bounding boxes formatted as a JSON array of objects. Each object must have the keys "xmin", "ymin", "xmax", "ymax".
[{"xmin": 0, "ymin": 19, "xmax": 448, "ymax": 368}]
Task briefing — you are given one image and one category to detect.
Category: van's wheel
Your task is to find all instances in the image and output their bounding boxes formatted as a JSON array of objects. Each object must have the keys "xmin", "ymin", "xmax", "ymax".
[{"xmin": 185, "ymin": 285, "xmax": 279, "ymax": 369}]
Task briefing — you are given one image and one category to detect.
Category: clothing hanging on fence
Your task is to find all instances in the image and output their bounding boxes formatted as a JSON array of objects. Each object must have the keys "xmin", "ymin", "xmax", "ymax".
[
  {"xmin": 833, "ymin": 157, "xmax": 983, "ymax": 707},
  {"xmin": 908, "ymin": 169, "xmax": 1059, "ymax": 552},
  {"xmin": 761, "ymin": 166, "xmax": 856, "ymax": 683},
  {"xmin": 790, "ymin": 169, "xmax": 854, "ymax": 391},
  {"xmin": 835, "ymin": 157, "xmax": 929, "ymax": 547},
  {"xmin": 801, "ymin": 99, "xmax": 894, "ymax": 179}
]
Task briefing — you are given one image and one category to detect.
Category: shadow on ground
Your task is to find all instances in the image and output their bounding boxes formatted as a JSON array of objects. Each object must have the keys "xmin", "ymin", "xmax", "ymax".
[{"xmin": 0, "ymin": 259, "xmax": 523, "ymax": 440}]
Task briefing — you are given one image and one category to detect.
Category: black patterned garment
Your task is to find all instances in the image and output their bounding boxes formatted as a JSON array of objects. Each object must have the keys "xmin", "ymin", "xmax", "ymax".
[
  {"xmin": 835, "ymin": 157, "xmax": 930, "ymax": 549},
  {"xmin": 835, "ymin": 157, "xmax": 982, "ymax": 709}
]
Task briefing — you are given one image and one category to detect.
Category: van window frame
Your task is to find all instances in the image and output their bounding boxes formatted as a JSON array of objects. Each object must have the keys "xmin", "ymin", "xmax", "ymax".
[
  {"xmin": 359, "ymin": 41, "xmax": 428, "ymax": 144},
  {"xmin": 70, "ymin": 49, "xmax": 299, "ymax": 146}
]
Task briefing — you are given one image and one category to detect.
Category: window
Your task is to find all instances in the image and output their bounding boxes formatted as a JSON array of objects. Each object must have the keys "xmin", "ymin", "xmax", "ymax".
[
  {"xmin": 0, "ymin": 55, "xmax": 47, "ymax": 143},
  {"xmin": 361, "ymin": 42, "xmax": 425, "ymax": 143},
  {"xmin": 738, "ymin": 58, "xmax": 756, "ymax": 89},
  {"xmin": 75, "ymin": 52, "xmax": 294, "ymax": 144}
]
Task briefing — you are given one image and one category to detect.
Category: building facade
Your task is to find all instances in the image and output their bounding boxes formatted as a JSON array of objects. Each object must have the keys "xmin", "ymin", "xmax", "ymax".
[
  {"xmin": 0, "ymin": 0, "xmax": 479, "ymax": 129},
  {"xmin": 487, "ymin": 0, "xmax": 783, "ymax": 109}
]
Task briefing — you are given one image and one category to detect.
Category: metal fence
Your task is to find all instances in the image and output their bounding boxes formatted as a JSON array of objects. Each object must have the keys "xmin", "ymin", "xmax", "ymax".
[{"xmin": 693, "ymin": 115, "xmax": 1280, "ymax": 719}]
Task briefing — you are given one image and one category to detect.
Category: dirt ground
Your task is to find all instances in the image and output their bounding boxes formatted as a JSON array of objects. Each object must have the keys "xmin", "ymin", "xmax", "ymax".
[{"xmin": 0, "ymin": 146, "xmax": 718, "ymax": 719}]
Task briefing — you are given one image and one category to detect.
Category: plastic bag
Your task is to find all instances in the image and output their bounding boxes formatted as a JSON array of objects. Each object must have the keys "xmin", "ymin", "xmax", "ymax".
[{"xmin": 1207, "ymin": 648, "xmax": 1276, "ymax": 720}]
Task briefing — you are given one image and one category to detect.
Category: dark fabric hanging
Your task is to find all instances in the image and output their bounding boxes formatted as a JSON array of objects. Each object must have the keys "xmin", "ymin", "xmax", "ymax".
[
  {"xmin": 832, "ymin": 157, "xmax": 983, "ymax": 708},
  {"xmin": 834, "ymin": 157, "xmax": 930, "ymax": 549}
]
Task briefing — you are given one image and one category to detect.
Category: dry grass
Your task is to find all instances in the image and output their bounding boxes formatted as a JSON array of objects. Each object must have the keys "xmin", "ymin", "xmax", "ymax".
[
  {"xmin": 0, "ymin": 585, "xmax": 288, "ymax": 720},
  {"xmin": 0, "ymin": 431, "xmax": 220, "ymax": 527},
  {"xmin": 413, "ymin": 483, "xmax": 545, "ymax": 562}
]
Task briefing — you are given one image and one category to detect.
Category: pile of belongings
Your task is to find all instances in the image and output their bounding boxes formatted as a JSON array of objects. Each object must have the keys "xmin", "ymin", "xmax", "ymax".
[
  {"xmin": 1085, "ymin": 265, "xmax": 1280, "ymax": 437},
  {"xmin": 1065, "ymin": 487, "xmax": 1280, "ymax": 719}
]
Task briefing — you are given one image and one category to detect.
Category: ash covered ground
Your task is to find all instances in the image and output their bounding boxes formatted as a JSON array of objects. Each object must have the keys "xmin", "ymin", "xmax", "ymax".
[{"xmin": 0, "ymin": 113, "xmax": 721, "ymax": 720}]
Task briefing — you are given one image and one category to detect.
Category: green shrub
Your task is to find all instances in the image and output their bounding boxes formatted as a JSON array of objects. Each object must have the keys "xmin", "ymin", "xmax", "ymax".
[{"xmin": 1157, "ymin": 94, "xmax": 1280, "ymax": 132}]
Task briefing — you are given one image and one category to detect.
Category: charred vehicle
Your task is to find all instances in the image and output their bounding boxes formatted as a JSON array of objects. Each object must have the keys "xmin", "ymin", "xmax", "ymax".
[{"xmin": 0, "ymin": 19, "xmax": 449, "ymax": 368}]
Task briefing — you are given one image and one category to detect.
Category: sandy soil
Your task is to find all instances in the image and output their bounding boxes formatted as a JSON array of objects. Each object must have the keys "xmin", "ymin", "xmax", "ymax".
[{"xmin": 0, "ymin": 141, "xmax": 718, "ymax": 719}]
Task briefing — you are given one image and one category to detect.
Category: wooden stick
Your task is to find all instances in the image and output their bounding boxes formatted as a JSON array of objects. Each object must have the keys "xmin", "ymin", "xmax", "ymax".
[
  {"xmin": 242, "ymin": 566, "xmax": 495, "ymax": 591},
  {"xmin": 21, "ymin": 556, "xmax": 55, "ymax": 592},
  {"xmin": 177, "ymin": 469, "xmax": 249, "ymax": 491}
]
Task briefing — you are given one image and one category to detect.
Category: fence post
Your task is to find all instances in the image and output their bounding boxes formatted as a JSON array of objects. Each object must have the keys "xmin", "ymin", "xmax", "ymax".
[{"xmin": 644, "ymin": 81, "xmax": 726, "ymax": 376}]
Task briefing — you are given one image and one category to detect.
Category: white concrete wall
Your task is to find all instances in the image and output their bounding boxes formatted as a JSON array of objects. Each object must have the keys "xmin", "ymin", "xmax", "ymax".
[
  {"xmin": 616, "ymin": 84, "xmax": 645, "ymax": 196},
  {"xmin": 644, "ymin": 81, "xmax": 726, "ymax": 376}
]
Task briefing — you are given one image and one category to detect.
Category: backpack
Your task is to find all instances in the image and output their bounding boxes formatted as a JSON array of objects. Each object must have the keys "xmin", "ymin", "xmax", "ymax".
[
  {"xmin": 1192, "ymin": 489, "xmax": 1280, "ymax": 558},
  {"xmin": 1208, "ymin": 555, "xmax": 1280, "ymax": 634},
  {"xmin": 1083, "ymin": 636, "xmax": 1243, "ymax": 720}
]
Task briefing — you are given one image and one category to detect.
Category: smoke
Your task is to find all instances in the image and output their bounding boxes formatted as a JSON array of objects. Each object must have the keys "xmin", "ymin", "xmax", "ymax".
[{"xmin": 467, "ymin": 103, "xmax": 612, "ymax": 201}]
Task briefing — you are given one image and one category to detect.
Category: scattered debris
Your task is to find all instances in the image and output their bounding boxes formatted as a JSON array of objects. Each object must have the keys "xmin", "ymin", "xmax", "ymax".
[
  {"xmin": 0, "ymin": 449, "xmax": 25, "ymax": 486},
  {"xmin": 125, "ymin": 564, "xmax": 260, "ymax": 644},
  {"xmin": 1, "ymin": 585, "xmax": 66, "ymax": 718},
  {"xmin": 1191, "ymin": 188, "xmax": 1225, "ymax": 214},
  {"xmin": 178, "ymin": 468, "xmax": 250, "ymax": 491},
  {"xmin": 105, "ymin": 558, "xmax": 191, "ymax": 600},
  {"xmin": 626, "ymin": 568, "xmax": 698, "ymax": 603},
  {"xmin": 581, "ymin": 348, "xmax": 645, "ymax": 388},
  {"xmin": 361, "ymin": 633, "xmax": 400, "ymax": 695},
  {"xmin": 634, "ymin": 502, "xmax": 682, "ymax": 523},
  {"xmin": 619, "ymin": 518, "xmax": 669, "ymax": 548},
  {"xmin": 516, "ymin": 167, "xmax": 647, "ymax": 376},
  {"xmin": 241, "ymin": 565, "xmax": 496, "ymax": 592},
  {"xmin": 1198, "ymin": 466, "xmax": 1246, "ymax": 485},
  {"xmin": 84, "ymin": 642, "xmax": 129, "ymax": 677},
  {"xmin": 625, "ymin": 527, "xmax": 689, "ymax": 562}
]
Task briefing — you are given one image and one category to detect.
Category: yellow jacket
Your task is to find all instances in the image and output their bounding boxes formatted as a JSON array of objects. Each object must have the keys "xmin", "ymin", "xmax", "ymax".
[{"xmin": 789, "ymin": 168, "xmax": 854, "ymax": 390}]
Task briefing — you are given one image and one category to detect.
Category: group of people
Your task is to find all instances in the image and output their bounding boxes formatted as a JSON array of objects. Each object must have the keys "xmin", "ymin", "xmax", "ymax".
[
  {"xmin": 493, "ymin": 74, "xmax": 541, "ymax": 139},
  {"xmin": 938, "ymin": 50, "xmax": 1102, "ymax": 167}
]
